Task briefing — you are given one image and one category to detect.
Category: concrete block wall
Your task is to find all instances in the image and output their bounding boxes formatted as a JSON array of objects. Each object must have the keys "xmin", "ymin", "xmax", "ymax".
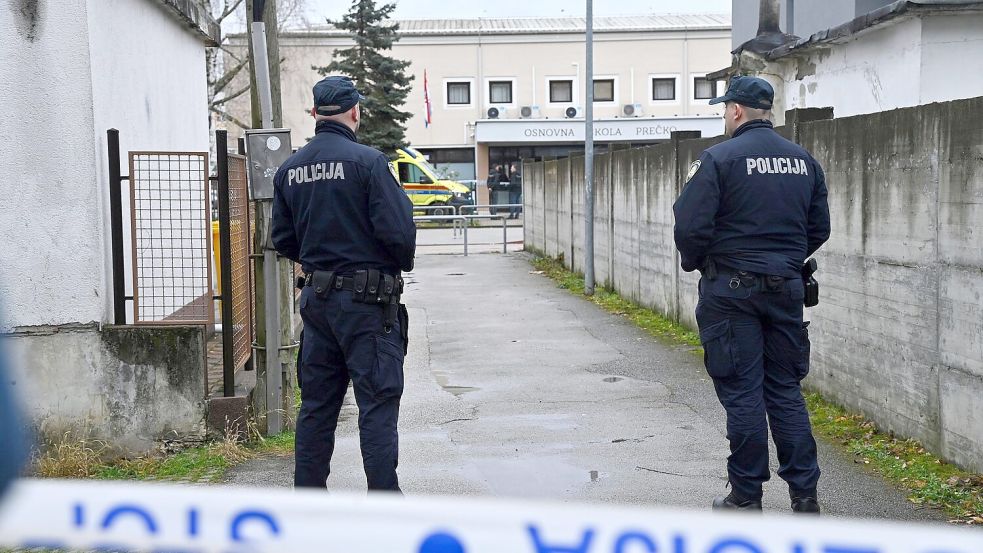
[
  {"xmin": 3, "ymin": 324, "xmax": 208, "ymax": 453},
  {"xmin": 524, "ymin": 97, "xmax": 983, "ymax": 472},
  {"xmin": 544, "ymin": 160, "xmax": 561, "ymax": 259},
  {"xmin": 611, "ymin": 147, "xmax": 640, "ymax": 303},
  {"xmin": 637, "ymin": 143, "xmax": 680, "ymax": 320}
]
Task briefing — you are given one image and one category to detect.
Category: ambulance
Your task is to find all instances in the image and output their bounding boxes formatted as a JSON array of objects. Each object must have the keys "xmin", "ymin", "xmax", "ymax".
[{"xmin": 392, "ymin": 147, "xmax": 471, "ymax": 214}]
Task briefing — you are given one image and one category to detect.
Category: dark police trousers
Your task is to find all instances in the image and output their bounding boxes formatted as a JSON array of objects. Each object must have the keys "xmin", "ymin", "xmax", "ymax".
[
  {"xmin": 295, "ymin": 285, "xmax": 404, "ymax": 491},
  {"xmin": 696, "ymin": 268, "xmax": 820, "ymax": 501}
]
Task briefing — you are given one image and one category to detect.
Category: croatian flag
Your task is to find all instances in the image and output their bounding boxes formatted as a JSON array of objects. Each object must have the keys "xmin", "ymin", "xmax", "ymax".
[{"xmin": 423, "ymin": 69, "xmax": 432, "ymax": 128}]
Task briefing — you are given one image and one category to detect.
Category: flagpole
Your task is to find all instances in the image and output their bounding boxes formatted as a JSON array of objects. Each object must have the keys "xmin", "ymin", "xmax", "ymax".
[{"xmin": 424, "ymin": 69, "xmax": 432, "ymax": 129}]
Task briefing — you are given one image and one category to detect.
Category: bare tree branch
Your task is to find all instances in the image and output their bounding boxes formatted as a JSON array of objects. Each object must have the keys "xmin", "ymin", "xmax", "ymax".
[
  {"xmin": 212, "ymin": 84, "xmax": 251, "ymax": 107},
  {"xmin": 212, "ymin": 57, "xmax": 249, "ymax": 93},
  {"xmin": 218, "ymin": 0, "xmax": 245, "ymax": 22},
  {"xmin": 221, "ymin": 45, "xmax": 245, "ymax": 63},
  {"xmin": 210, "ymin": 105, "xmax": 251, "ymax": 130}
]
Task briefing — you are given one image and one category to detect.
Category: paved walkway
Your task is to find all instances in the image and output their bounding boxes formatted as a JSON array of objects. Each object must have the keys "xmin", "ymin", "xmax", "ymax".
[{"xmin": 224, "ymin": 251, "xmax": 946, "ymax": 521}]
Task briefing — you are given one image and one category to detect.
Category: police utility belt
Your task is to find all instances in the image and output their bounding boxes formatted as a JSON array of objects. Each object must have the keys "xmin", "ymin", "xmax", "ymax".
[
  {"xmin": 704, "ymin": 257, "xmax": 819, "ymax": 308},
  {"xmin": 297, "ymin": 269, "xmax": 404, "ymax": 331}
]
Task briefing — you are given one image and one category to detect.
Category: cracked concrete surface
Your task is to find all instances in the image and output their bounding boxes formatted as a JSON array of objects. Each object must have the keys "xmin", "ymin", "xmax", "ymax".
[{"xmin": 223, "ymin": 252, "xmax": 947, "ymax": 521}]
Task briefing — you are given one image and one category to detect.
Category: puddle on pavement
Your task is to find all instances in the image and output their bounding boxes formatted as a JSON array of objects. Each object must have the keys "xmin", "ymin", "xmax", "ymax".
[
  {"xmin": 432, "ymin": 370, "xmax": 480, "ymax": 396},
  {"xmin": 603, "ymin": 376, "xmax": 624, "ymax": 383}
]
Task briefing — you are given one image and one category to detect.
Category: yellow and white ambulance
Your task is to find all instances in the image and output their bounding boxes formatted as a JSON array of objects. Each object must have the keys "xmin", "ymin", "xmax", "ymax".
[{"xmin": 391, "ymin": 147, "xmax": 471, "ymax": 214}]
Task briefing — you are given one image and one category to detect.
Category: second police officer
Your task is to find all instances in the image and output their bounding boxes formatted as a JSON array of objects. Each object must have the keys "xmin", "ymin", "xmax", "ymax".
[
  {"xmin": 673, "ymin": 76, "xmax": 831, "ymax": 513},
  {"xmin": 272, "ymin": 76, "xmax": 416, "ymax": 492}
]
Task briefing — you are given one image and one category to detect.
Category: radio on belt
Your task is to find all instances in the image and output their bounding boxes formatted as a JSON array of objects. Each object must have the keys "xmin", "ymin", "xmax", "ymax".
[{"xmin": 245, "ymin": 129, "xmax": 292, "ymax": 200}]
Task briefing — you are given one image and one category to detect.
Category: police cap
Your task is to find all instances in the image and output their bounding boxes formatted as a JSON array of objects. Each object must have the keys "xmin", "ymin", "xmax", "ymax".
[
  {"xmin": 313, "ymin": 76, "xmax": 366, "ymax": 116},
  {"xmin": 709, "ymin": 75, "xmax": 774, "ymax": 110}
]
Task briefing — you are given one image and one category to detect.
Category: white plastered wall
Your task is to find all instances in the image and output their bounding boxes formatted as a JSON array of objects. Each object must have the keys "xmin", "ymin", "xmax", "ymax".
[
  {"xmin": 0, "ymin": 0, "xmax": 213, "ymax": 449},
  {"xmin": 0, "ymin": 1, "xmax": 104, "ymax": 332},
  {"xmin": 0, "ymin": 0, "xmax": 210, "ymax": 332},
  {"xmin": 780, "ymin": 17, "xmax": 924, "ymax": 119},
  {"xmin": 86, "ymin": 0, "xmax": 212, "ymax": 323},
  {"xmin": 919, "ymin": 14, "xmax": 983, "ymax": 106}
]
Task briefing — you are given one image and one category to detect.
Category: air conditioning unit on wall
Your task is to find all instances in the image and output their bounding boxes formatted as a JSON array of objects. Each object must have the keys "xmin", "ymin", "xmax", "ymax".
[
  {"xmin": 519, "ymin": 105, "xmax": 541, "ymax": 118},
  {"xmin": 564, "ymin": 106, "xmax": 583, "ymax": 119},
  {"xmin": 623, "ymin": 103, "xmax": 644, "ymax": 117},
  {"xmin": 487, "ymin": 106, "xmax": 509, "ymax": 119}
]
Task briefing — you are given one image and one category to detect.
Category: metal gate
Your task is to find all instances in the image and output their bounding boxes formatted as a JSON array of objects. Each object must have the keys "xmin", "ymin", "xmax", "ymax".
[
  {"xmin": 129, "ymin": 151, "xmax": 214, "ymax": 325},
  {"xmin": 216, "ymin": 131, "xmax": 254, "ymax": 396},
  {"xmin": 107, "ymin": 129, "xmax": 256, "ymax": 398}
]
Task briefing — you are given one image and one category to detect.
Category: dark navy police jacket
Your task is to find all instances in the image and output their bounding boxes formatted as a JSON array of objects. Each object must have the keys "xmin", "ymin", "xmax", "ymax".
[
  {"xmin": 272, "ymin": 121, "xmax": 416, "ymax": 275},
  {"xmin": 673, "ymin": 120, "xmax": 830, "ymax": 279}
]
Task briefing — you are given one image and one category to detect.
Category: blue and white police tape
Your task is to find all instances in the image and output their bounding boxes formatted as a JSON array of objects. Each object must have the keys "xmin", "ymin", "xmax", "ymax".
[{"xmin": 0, "ymin": 478, "xmax": 980, "ymax": 553}]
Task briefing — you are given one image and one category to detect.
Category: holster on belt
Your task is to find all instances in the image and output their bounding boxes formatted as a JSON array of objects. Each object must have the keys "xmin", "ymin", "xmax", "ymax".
[
  {"xmin": 802, "ymin": 258, "xmax": 819, "ymax": 308},
  {"xmin": 351, "ymin": 269, "xmax": 404, "ymax": 333},
  {"xmin": 380, "ymin": 275, "xmax": 404, "ymax": 334},
  {"xmin": 398, "ymin": 304, "xmax": 409, "ymax": 354}
]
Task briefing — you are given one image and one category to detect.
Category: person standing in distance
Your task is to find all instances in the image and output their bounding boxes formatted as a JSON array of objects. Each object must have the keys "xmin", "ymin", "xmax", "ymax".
[
  {"xmin": 673, "ymin": 76, "xmax": 830, "ymax": 513},
  {"xmin": 507, "ymin": 162, "xmax": 523, "ymax": 219},
  {"xmin": 272, "ymin": 76, "xmax": 416, "ymax": 492}
]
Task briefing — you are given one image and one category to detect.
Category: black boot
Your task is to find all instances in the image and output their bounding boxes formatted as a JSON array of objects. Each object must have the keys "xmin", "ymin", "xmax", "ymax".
[
  {"xmin": 791, "ymin": 496, "xmax": 820, "ymax": 514},
  {"xmin": 712, "ymin": 492, "xmax": 762, "ymax": 511}
]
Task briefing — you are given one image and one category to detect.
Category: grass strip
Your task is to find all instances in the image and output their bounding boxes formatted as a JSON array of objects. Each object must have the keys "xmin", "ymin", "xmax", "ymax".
[
  {"xmin": 806, "ymin": 393, "xmax": 983, "ymax": 523},
  {"xmin": 531, "ymin": 256, "xmax": 700, "ymax": 348},
  {"xmin": 36, "ymin": 385, "xmax": 305, "ymax": 483},
  {"xmin": 531, "ymin": 254, "xmax": 983, "ymax": 524},
  {"xmin": 34, "ymin": 429, "xmax": 296, "ymax": 484}
]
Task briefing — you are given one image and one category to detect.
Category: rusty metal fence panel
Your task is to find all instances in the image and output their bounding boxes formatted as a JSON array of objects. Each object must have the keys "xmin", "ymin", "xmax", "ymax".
[
  {"xmin": 129, "ymin": 152, "xmax": 213, "ymax": 325},
  {"xmin": 227, "ymin": 154, "xmax": 253, "ymax": 370}
]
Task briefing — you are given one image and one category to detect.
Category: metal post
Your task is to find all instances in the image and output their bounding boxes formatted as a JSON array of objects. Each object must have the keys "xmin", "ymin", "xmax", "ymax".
[
  {"xmin": 262, "ymin": 225, "xmax": 282, "ymax": 433},
  {"xmin": 584, "ymin": 0, "xmax": 596, "ymax": 295},
  {"xmin": 502, "ymin": 216, "xmax": 508, "ymax": 254},
  {"xmin": 250, "ymin": 23, "xmax": 274, "ymax": 129},
  {"xmin": 216, "ymin": 131, "xmax": 236, "ymax": 398},
  {"xmin": 252, "ymin": 0, "xmax": 282, "ymax": 434},
  {"xmin": 463, "ymin": 218, "xmax": 469, "ymax": 257},
  {"xmin": 107, "ymin": 129, "xmax": 127, "ymax": 325}
]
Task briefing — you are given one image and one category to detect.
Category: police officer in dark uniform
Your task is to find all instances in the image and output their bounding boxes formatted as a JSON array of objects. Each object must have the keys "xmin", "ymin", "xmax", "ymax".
[
  {"xmin": 272, "ymin": 76, "xmax": 416, "ymax": 492},
  {"xmin": 673, "ymin": 76, "xmax": 830, "ymax": 513}
]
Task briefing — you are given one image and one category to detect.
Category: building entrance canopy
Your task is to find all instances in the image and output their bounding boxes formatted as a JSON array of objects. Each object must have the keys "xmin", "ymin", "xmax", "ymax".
[{"xmin": 475, "ymin": 116, "xmax": 724, "ymax": 144}]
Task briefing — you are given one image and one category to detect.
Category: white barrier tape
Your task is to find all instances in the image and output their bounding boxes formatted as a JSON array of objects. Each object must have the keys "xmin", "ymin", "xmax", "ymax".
[{"xmin": 0, "ymin": 478, "xmax": 980, "ymax": 553}]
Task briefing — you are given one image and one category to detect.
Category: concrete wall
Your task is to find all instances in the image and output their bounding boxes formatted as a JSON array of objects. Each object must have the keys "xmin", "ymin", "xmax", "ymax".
[
  {"xmin": 524, "ymin": 96, "xmax": 983, "ymax": 472},
  {"xmin": 3, "ymin": 324, "xmax": 207, "ymax": 452}
]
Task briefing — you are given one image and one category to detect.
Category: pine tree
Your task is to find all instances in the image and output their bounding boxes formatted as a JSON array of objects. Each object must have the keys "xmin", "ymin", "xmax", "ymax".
[{"xmin": 315, "ymin": 0, "xmax": 413, "ymax": 154}]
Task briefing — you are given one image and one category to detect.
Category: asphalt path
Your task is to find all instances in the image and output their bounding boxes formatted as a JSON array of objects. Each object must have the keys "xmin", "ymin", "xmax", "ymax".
[{"xmin": 224, "ymin": 251, "xmax": 946, "ymax": 522}]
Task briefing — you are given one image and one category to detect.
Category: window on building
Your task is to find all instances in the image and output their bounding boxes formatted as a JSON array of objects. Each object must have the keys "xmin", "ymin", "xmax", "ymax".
[
  {"xmin": 694, "ymin": 77, "xmax": 718, "ymax": 100},
  {"xmin": 447, "ymin": 82, "xmax": 471, "ymax": 105},
  {"xmin": 651, "ymin": 78, "xmax": 676, "ymax": 101},
  {"xmin": 593, "ymin": 79, "xmax": 614, "ymax": 102},
  {"xmin": 489, "ymin": 80, "xmax": 513, "ymax": 104},
  {"xmin": 549, "ymin": 79, "xmax": 573, "ymax": 103}
]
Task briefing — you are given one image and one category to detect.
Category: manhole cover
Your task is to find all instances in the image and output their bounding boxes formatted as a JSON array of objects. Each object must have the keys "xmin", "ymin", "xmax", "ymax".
[
  {"xmin": 603, "ymin": 377, "xmax": 623, "ymax": 383},
  {"xmin": 446, "ymin": 273, "xmax": 466, "ymax": 276}
]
